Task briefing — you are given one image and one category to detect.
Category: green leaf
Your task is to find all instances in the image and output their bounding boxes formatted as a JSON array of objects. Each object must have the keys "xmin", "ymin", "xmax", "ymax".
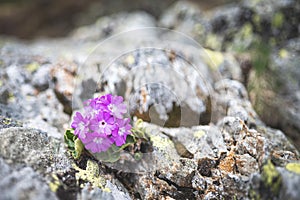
[
  {"xmin": 64, "ymin": 129, "xmax": 75, "ymax": 149},
  {"xmin": 74, "ymin": 138, "xmax": 84, "ymax": 159},
  {"xmin": 64, "ymin": 129, "xmax": 83, "ymax": 160},
  {"xmin": 126, "ymin": 134, "xmax": 136, "ymax": 144}
]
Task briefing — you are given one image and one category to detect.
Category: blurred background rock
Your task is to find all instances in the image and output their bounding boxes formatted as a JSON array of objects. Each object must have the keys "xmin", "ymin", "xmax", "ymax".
[{"xmin": 0, "ymin": 0, "xmax": 233, "ymax": 39}]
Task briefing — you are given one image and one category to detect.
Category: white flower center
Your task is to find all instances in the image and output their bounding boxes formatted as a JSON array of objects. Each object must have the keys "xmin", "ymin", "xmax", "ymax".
[
  {"xmin": 93, "ymin": 137, "xmax": 103, "ymax": 144},
  {"xmin": 108, "ymin": 104, "xmax": 116, "ymax": 112},
  {"xmin": 100, "ymin": 120, "xmax": 106, "ymax": 127},
  {"xmin": 119, "ymin": 127, "xmax": 125, "ymax": 136},
  {"xmin": 79, "ymin": 122, "xmax": 85, "ymax": 131}
]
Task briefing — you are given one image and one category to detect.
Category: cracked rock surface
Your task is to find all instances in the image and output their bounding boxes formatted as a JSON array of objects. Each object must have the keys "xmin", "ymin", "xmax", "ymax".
[{"xmin": 0, "ymin": 0, "xmax": 299, "ymax": 199}]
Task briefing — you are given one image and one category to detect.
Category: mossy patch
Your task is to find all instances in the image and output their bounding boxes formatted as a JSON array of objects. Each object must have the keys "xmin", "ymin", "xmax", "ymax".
[
  {"xmin": 286, "ymin": 163, "xmax": 300, "ymax": 174},
  {"xmin": 262, "ymin": 160, "xmax": 282, "ymax": 195}
]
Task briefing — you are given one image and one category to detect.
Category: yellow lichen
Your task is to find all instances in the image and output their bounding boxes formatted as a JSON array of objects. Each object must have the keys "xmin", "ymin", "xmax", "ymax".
[
  {"xmin": 8, "ymin": 92, "xmax": 15, "ymax": 102},
  {"xmin": 125, "ymin": 55, "xmax": 135, "ymax": 65},
  {"xmin": 193, "ymin": 130, "xmax": 205, "ymax": 139},
  {"xmin": 25, "ymin": 62, "xmax": 39, "ymax": 72},
  {"xmin": 252, "ymin": 14, "xmax": 261, "ymax": 26},
  {"xmin": 279, "ymin": 49, "xmax": 289, "ymax": 59},
  {"xmin": 205, "ymin": 34, "xmax": 222, "ymax": 50},
  {"xmin": 203, "ymin": 49, "xmax": 224, "ymax": 70},
  {"xmin": 194, "ymin": 23, "xmax": 205, "ymax": 35},
  {"xmin": 262, "ymin": 160, "xmax": 281, "ymax": 194},
  {"xmin": 73, "ymin": 160, "xmax": 110, "ymax": 192},
  {"xmin": 2, "ymin": 118, "xmax": 11, "ymax": 125},
  {"xmin": 249, "ymin": 189, "xmax": 261, "ymax": 200},
  {"xmin": 49, "ymin": 174, "xmax": 60, "ymax": 193},
  {"xmin": 150, "ymin": 135, "xmax": 174, "ymax": 150},
  {"xmin": 286, "ymin": 163, "xmax": 300, "ymax": 174},
  {"xmin": 272, "ymin": 12, "xmax": 284, "ymax": 28},
  {"xmin": 240, "ymin": 23, "xmax": 253, "ymax": 39}
]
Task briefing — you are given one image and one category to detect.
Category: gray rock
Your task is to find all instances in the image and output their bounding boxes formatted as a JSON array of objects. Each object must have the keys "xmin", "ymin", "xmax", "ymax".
[
  {"xmin": 71, "ymin": 11, "xmax": 156, "ymax": 42},
  {"xmin": 248, "ymin": 39, "xmax": 300, "ymax": 148},
  {"xmin": 75, "ymin": 40, "xmax": 214, "ymax": 127},
  {"xmin": 0, "ymin": 115, "xmax": 22, "ymax": 129},
  {"xmin": 214, "ymin": 79, "xmax": 263, "ymax": 127},
  {"xmin": 278, "ymin": 166, "xmax": 300, "ymax": 200},
  {"xmin": 159, "ymin": 1, "xmax": 210, "ymax": 44},
  {"xmin": 32, "ymin": 64, "xmax": 51, "ymax": 91},
  {"xmin": 126, "ymin": 118, "xmax": 299, "ymax": 199},
  {"xmin": 0, "ymin": 158, "xmax": 57, "ymax": 200},
  {"xmin": 0, "ymin": 2, "xmax": 299, "ymax": 199},
  {"xmin": 0, "ymin": 127, "xmax": 71, "ymax": 174},
  {"xmin": 80, "ymin": 181, "xmax": 132, "ymax": 200}
]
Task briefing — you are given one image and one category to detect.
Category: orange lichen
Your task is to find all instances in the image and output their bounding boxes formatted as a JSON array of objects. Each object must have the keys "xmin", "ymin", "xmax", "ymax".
[{"xmin": 219, "ymin": 151, "xmax": 236, "ymax": 173}]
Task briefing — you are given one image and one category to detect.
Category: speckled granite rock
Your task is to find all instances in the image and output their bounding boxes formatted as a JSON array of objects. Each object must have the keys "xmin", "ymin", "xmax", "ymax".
[
  {"xmin": 0, "ymin": 1, "xmax": 299, "ymax": 199},
  {"xmin": 124, "ymin": 119, "xmax": 299, "ymax": 199},
  {"xmin": 0, "ymin": 45, "xmax": 70, "ymax": 137},
  {"xmin": 80, "ymin": 181, "xmax": 132, "ymax": 200},
  {"xmin": 0, "ymin": 158, "xmax": 58, "ymax": 200},
  {"xmin": 0, "ymin": 127, "xmax": 71, "ymax": 174}
]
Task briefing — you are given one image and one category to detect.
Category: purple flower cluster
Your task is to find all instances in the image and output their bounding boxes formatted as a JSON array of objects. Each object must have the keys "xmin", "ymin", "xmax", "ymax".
[{"xmin": 71, "ymin": 94, "xmax": 132, "ymax": 153}]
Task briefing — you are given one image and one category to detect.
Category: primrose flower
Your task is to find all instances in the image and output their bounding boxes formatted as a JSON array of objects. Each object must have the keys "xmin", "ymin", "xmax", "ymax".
[{"xmin": 71, "ymin": 94, "xmax": 132, "ymax": 153}]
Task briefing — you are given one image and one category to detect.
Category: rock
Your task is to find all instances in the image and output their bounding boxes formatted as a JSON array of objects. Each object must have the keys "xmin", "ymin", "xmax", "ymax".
[
  {"xmin": 117, "ymin": 121, "xmax": 299, "ymax": 199},
  {"xmin": 278, "ymin": 165, "xmax": 300, "ymax": 200},
  {"xmin": 80, "ymin": 181, "xmax": 132, "ymax": 200},
  {"xmin": 75, "ymin": 41, "xmax": 214, "ymax": 127},
  {"xmin": 0, "ymin": 127, "xmax": 71, "ymax": 174},
  {"xmin": 250, "ymin": 160, "xmax": 300, "ymax": 200},
  {"xmin": 0, "ymin": 1, "xmax": 299, "ymax": 199},
  {"xmin": 235, "ymin": 154, "xmax": 259, "ymax": 175},
  {"xmin": 71, "ymin": 11, "xmax": 156, "ymax": 42},
  {"xmin": 159, "ymin": 2, "xmax": 244, "ymax": 82},
  {"xmin": 50, "ymin": 60, "xmax": 77, "ymax": 115},
  {"xmin": 207, "ymin": 0, "xmax": 299, "ymax": 51},
  {"xmin": 32, "ymin": 64, "xmax": 51, "ymax": 91},
  {"xmin": 0, "ymin": 115, "xmax": 22, "ymax": 129},
  {"xmin": 214, "ymin": 79, "xmax": 263, "ymax": 127},
  {"xmin": 0, "ymin": 69, "xmax": 9, "ymax": 104},
  {"xmin": 248, "ymin": 39, "xmax": 300, "ymax": 148},
  {"xmin": 159, "ymin": 1, "xmax": 210, "ymax": 44},
  {"xmin": 0, "ymin": 158, "xmax": 58, "ymax": 200},
  {"xmin": 0, "ymin": 45, "xmax": 70, "ymax": 135}
]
